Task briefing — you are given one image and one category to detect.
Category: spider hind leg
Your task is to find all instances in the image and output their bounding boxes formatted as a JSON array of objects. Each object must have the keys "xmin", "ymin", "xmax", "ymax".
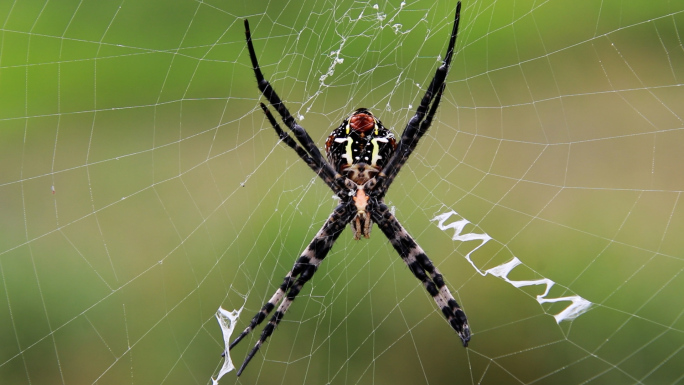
[
  {"xmin": 371, "ymin": 202, "xmax": 471, "ymax": 346},
  {"xmin": 230, "ymin": 203, "xmax": 354, "ymax": 376}
]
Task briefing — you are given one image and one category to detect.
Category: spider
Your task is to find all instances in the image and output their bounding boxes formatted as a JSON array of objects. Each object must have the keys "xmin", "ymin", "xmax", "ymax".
[{"xmin": 230, "ymin": 2, "xmax": 468, "ymax": 376}]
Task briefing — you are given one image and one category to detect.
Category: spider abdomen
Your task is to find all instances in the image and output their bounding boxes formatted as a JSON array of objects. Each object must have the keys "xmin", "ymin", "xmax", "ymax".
[{"xmin": 325, "ymin": 108, "xmax": 397, "ymax": 180}]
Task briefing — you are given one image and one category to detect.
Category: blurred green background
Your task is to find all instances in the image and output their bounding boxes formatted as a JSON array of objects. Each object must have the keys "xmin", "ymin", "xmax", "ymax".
[{"xmin": 1, "ymin": 0, "xmax": 683, "ymax": 384}]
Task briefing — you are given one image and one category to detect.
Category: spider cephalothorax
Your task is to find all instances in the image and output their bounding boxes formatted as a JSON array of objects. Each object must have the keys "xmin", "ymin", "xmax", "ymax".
[{"xmin": 230, "ymin": 2, "xmax": 468, "ymax": 376}]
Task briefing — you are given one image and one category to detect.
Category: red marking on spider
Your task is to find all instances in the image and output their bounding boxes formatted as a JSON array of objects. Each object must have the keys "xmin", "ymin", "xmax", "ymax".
[{"xmin": 349, "ymin": 112, "xmax": 375, "ymax": 133}]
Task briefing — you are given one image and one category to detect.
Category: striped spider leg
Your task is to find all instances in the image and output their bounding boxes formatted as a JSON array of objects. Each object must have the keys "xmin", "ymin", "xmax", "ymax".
[
  {"xmin": 258, "ymin": 103, "xmax": 345, "ymax": 197},
  {"xmin": 371, "ymin": 201, "xmax": 470, "ymax": 346},
  {"xmin": 359, "ymin": 4, "xmax": 468, "ymax": 342},
  {"xmin": 231, "ymin": 1, "xmax": 467, "ymax": 377},
  {"xmin": 230, "ymin": 202, "xmax": 355, "ymax": 376},
  {"xmin": 373, "ymin": 2, "xmax": 462, "ymax": 199},
  {"xmin": 243, "ymin": 19, "xmax": 346, "ymax": 194},
  {"xmin": 230, "ymin": 22, "xmax": 357, "ymax": 376},
  {"xmin": 366, "ymin": 2, "xmax": 469, "ymax": 345}
]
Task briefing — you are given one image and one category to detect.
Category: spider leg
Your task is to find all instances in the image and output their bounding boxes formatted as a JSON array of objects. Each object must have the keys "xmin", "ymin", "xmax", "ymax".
[
  {"xmin": 375, "ymin": 82, "xmax": 445, "ymax": 199},
  {"xmin": 374, "ymin": 2, "xmax": 461, "ymax": 197},
  {"xmin": 244, "ymin": 19, "xmax": 346, "ymax": 192},
  {"xmin": 260, "ymin": 103, "xmax": 344, "ymax": 196},
  {"xmin": 371, "ymin": 201, "xmax": 470, "ymax": 346},
  {"xmin": 230, "ymin": 202, "xmax": 355, "ymax": 376}
]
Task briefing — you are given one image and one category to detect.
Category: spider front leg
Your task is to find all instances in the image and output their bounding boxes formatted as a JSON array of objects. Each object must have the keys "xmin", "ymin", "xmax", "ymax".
[
  {"xmin": 375, "ymin": 82, "xmax": 445, "ymax": 199},
  {"xmin": 259, "ymin": 103, "xmax": 345, "ymax": 197},
  {"xmin": 374, "ymin": 2, "xmax": 461, "ymax": 198},
  {"xmin": 371, "ymin": 202, "xmax": 470, "ymax": 346},
  {"xmin": 230, "ymin": 202, "xmax": 355, "ymax": 376},
  {"xmin": 244, "ymin": 19, "xmax": 346, "ymax": 193}
]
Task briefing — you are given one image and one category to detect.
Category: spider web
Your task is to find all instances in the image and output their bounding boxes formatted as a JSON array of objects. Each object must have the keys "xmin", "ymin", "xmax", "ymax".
[{"xmin": 1, "ymin": 0, "xmax": 683, "ymax": 384}]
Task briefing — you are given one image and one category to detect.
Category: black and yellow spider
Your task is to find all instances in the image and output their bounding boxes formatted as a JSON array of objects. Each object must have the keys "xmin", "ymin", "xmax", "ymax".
[{"xmin": 230, "ymin": 2, "xmax": 468, "ymax": 376}]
